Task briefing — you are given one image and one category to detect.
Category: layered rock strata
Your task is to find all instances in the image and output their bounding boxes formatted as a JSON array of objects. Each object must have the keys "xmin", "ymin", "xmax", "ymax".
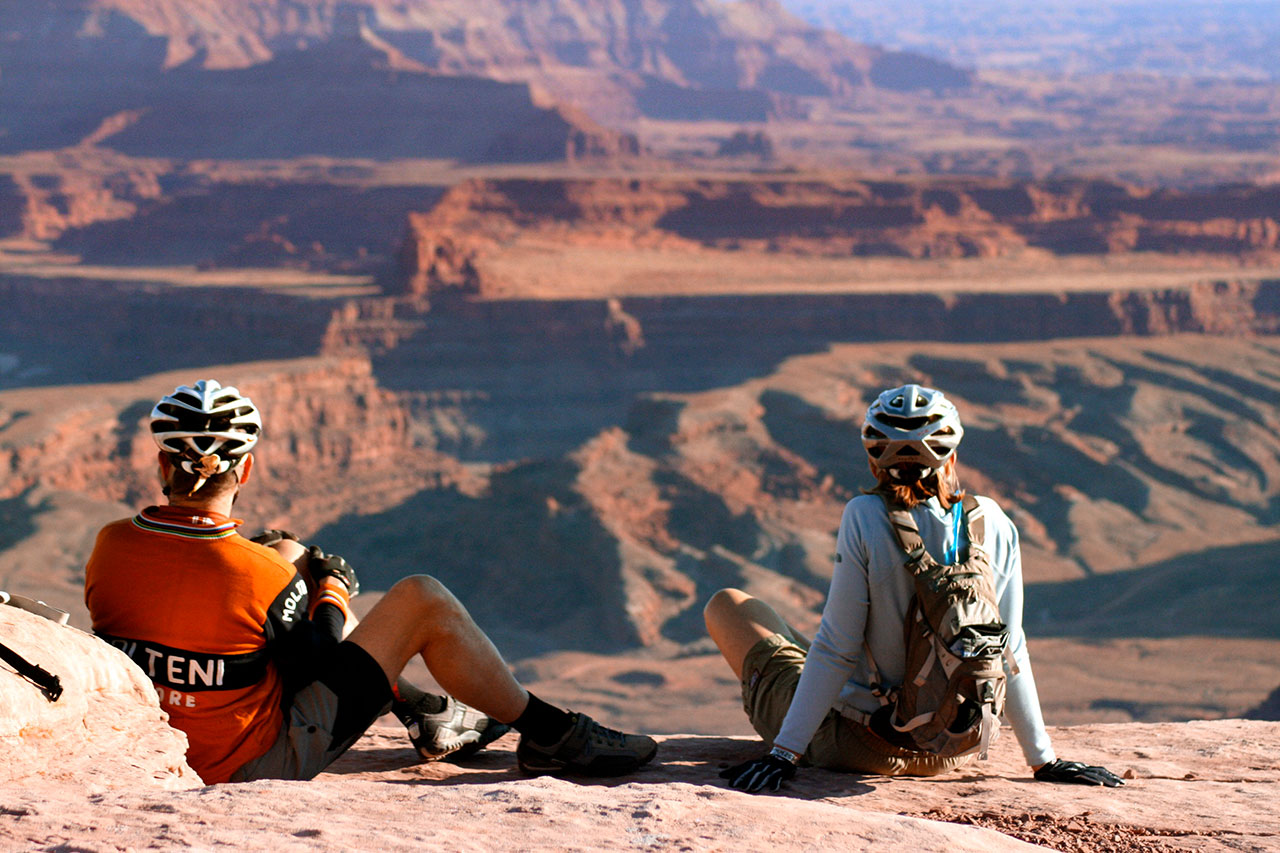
[{"xmin": 396, "ymin": 178, "xmax": 1280, "ymax": 275}]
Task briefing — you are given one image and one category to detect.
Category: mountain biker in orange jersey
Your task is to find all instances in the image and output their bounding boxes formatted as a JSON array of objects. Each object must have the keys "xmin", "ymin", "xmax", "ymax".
[{"xmin": 85, "ymin": 379, "xmax": 657, "ymax": 783}]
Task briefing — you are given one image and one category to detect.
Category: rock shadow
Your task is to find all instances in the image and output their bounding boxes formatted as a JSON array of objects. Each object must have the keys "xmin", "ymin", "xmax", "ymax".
[
  {"xmin": 960, "ymin": 422, "xmax": 1152, "ymax": 560},
  {"xmin": 623, "ymin": 397, "xmax": 687, "ymax": 457},
  {"xmin": 370, "ymin": 297, "xmax": 863, "ymax": 464},
  {"xmin": 0, "ymin": 490, "xmax": 40, "ymax": 556},
  {"xmin": 311, "ymin": 459, "xmax": 634, "ymax": 658},
  {"xmin": 1025, "ymin": 540, "xmax": 1280, "ymax": 639},
  {"xmin": 906, "ymin": 355, "xmax": 1030, "ymax": 407},
  {"xmin": 0, "ymin": 279, "xmax": 332, "ymax": 388},
  {"xmin": 758, "ymin": 389, "xmax": 867, "ymax": 496}
]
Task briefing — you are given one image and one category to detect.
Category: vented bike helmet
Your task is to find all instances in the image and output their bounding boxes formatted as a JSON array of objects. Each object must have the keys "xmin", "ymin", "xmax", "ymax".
[
  {"xmin": 150, "ymin": 380, "xmax": 261, "ymax": 493},
  {"xmin": 861, "ymin": 384, "xmax": 963, "ymax": 480}
]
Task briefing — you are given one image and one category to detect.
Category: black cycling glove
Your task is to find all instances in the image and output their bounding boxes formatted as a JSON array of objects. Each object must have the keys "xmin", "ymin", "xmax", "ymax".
[
  {"xmin": 307, "ymin": 545, "xmax": 360, "ymax": 597},
  {"xmin": 249, "ymin": 528, "xmax": 301, "ymax": 548},
  {"xmin": 1034, "ymin": 758, "xmax": 1125, "ymax": 787},
  {"xmin": 719, "ymin": 754, "xmax": 797, "ymax": 793}
]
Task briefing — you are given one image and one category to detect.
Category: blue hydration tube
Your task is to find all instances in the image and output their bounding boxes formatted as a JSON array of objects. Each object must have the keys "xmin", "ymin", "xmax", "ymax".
[{"xmin": 943, "ymin": 501, "xmax": 963, "ymax": 565}]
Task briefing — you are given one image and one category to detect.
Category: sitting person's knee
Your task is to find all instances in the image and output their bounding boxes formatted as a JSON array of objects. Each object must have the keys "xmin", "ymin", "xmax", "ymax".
[
  {"xmin": 704, "ymin": 588, "xmax": 749, "ymax": 623},
  {"xmin": 389, "ymin": 574, "xmax": 458, "ymax": 614}
]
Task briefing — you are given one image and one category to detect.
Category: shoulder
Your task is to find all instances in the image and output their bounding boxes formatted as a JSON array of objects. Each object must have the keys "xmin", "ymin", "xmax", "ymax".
[
  {"xmin": 96, "ymin": 516, "xmax": 137, "ymax": 535},
  {"xmin": 970, "ymin": 494, "xmax": 1016, "ymax": 531},
  {"xmin": 91, "ymin": 516, "xmax": 144, "ymax": 547},
  {"xmin": 839, "ymin": 494, "xmax": 892, "ymax": 542},
  {"xmin": 225, "ymin": 535, "xmax": 298, "ymax": 573},
  {"xmin": 843, "ymin": 494, "xmax": 887, "ymax": 521}
]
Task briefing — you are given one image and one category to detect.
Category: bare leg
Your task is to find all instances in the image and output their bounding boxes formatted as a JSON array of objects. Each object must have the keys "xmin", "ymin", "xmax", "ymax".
[
  {"xmin": 345, "ymin": 575, "xmax": 529, "ymax": 724},
  {"xmin": 270, "ymin": 540, "xmax": 522, "ymax": 716},
  {"xmin": 704, "ymin": 588, "xmax": 806, "ymax": 679}
]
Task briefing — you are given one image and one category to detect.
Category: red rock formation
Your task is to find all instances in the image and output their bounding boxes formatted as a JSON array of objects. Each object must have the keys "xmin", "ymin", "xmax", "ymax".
[
  {"xmin": 394, "ymin": 177, "xmax": 1280, "ymax": 282},
  {"xmin": 0, "ymin": 4, "xmax": 639, "ymax": 162},
  {"xmin": 0, "ymin": 153, "xmax": 165, "ymax": 241},
  {"xmin": 391, "ymin": 214, "xmax": 486, "ymax": 298},
  {"xmin": 0, "ymin": 356, "xmax": 471, "ymax": 533},
  {"xmin": 2, "ymin": 0, "xmax": 966, "ymax": 134}
]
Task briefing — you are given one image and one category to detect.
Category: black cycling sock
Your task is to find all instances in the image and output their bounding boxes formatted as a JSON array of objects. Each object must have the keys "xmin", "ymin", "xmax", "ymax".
[
  {"xmin": 510, "ymin": 692, "xmax": 574, "ymax": 747},
  {"xmin": 391, "ymin": 679, "xmax": 447, "ymax": 716}
]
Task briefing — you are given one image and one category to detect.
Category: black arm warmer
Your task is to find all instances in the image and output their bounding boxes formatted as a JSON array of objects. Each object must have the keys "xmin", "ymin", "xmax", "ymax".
[{"xmin": 311, "ymin": 601, "xmax": 345, "ymax": 642}]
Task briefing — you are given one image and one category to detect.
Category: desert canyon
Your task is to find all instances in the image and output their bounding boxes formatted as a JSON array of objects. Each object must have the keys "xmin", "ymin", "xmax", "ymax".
[{"xmin": 1, "ymin": 1, "xmax": 1278, "ymax": 851}]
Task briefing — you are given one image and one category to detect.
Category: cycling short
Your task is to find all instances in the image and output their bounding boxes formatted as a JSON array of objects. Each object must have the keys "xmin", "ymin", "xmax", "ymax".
[
  {"xmin": 229, "ymin": 640, "xmax": 393, "ymax": 782},
  {"xmin": 741, "ymin": 633, "xmax": 970, "ymax": 777}
]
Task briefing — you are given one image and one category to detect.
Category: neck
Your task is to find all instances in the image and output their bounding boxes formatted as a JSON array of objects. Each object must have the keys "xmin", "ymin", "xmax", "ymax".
[{"xmin": 165, "ymin": 491, "xmax": 235, "ymax": 518}]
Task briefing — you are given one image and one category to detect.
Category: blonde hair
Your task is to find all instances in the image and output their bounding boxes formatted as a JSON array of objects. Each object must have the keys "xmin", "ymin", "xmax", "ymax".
[{"xmin": 866, "ymin": 456, "xmax": 964, "ymax": 509}]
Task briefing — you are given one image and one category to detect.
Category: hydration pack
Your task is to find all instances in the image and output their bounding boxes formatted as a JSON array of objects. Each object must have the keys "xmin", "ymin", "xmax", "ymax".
[{"xmin": 864, "ymin": 494, "xmax": 1010, "ymax": 759}]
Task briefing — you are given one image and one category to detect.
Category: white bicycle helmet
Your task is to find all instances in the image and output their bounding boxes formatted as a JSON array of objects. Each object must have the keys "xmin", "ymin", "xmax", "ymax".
[
  {"xmin": 862, "ymin": 384, "xmax": 963, "ymax": 479},
  {"xmin": 150, "ymin": 380, "xmax": 261, "ymax": 492}
]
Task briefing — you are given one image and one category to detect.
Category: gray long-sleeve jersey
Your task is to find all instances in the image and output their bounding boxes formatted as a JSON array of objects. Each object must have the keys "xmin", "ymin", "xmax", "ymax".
[{"xmin": 773, "ymin": 493, "xmax": 1056, "ymax": 768}]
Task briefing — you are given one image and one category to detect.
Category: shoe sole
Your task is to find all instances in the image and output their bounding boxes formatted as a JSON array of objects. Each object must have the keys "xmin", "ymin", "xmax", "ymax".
[
  {"xmin": 416, "ymin": 722, "xmax": 512, "ymax": 763},
  {"xmin": 443, "ymin": 722, "xmax": 513, "ymax": 763},
  {"xmin": 517, "ymin": 743, "xmax": 658, "ymax": 777}
]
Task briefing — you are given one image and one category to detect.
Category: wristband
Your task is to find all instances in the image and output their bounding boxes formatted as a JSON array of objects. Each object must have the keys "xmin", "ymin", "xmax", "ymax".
[{"xmin": 769, "ymin": 745, "xmax": 801, "ymax": 765}]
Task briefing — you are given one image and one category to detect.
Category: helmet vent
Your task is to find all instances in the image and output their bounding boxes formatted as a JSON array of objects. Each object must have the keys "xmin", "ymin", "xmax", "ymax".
[{"xmin": 878, "ymin": 413, "xmax": 933, "ymax": 430}]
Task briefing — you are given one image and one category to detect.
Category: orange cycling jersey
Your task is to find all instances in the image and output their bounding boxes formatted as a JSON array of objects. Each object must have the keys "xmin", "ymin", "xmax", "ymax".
[{"xmin": 84, "ymin": 506, "xmax": 312, "ymax": 784}]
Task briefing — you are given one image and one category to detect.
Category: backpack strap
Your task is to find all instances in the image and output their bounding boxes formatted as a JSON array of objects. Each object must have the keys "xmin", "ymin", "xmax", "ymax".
[
  {"xmin": 962, "ymin": 493, "xmax": 985, "ymax": 550},
  {"xmin": 880, "ymin": 495, "xmax": 928, "ymax": 564},
  {"xmin": 881, "ymin": 493, "xmax": 983, "ymax": 561}
]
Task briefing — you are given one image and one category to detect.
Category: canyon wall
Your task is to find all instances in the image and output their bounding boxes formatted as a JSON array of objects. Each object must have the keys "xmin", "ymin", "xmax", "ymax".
[
  {"xmin": 0, "ymin": 0, "xmax": 967, "ymax": 128},
  {"xmin": 0, "ymin": 356, "xmax": 464, "ymax": 521},
  {"xmin": 0, "ymin": 278, "xmax": 335, "ymax": 387},
  {"xmin": 361, "ymin": 281, "xmax": 1280, "ymax": 453},
  {"xmin": 3, "ymin": 269, "xmax": 1276, "ymax": 420},
  {"xmin": 0, "ymin": 7, "xmax": 637, "ymax": 161},
  {"xmin": 2, "ymin": 269, "xmax": 1279, "ymax": 677},
  {"xmin": 397, "ymin": 177, "xmax": 1280, "ymax": 271}
]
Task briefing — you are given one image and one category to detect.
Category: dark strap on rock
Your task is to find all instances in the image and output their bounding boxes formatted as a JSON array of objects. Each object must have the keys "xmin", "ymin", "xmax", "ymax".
[{"xmin": 0, "ymin": 640, "xmax": 62, "ymax": 702}]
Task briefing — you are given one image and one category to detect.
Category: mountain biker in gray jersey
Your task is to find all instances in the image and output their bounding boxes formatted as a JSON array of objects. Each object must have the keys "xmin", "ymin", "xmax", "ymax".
[{"xmin": 705, "ymin": 384, "xmax": 1124, "ymax": 792}]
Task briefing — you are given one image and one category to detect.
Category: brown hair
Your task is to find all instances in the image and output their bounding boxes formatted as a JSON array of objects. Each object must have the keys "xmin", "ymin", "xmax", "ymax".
[{"xmin": 865, "ymin": 456, "xmax": 964, "ymax": 509}]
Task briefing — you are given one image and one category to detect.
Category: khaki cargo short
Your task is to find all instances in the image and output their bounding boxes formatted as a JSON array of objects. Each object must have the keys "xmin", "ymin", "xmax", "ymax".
[
  {"xmin": 741, "ymin": 633, "xmax": 971, "ymax": 777},
  {"xmin": 230, "ymin": 641, "xmax": 394, "ymax": 782}
]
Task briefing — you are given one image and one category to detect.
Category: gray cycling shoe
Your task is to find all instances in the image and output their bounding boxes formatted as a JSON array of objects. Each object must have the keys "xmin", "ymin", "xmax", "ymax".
[
  {"xmin": 399, "ymin": 696, "xmax": 510, "ymax": 763},
  {"xmin": 516, "ymin": 712, "xmax": 658, "ymax": 777}
]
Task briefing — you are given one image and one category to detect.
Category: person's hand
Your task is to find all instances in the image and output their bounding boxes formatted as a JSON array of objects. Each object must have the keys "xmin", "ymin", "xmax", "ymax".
[
  {"xmin": 1033, "ymin": 758, "xmax": 1125, "ymax": 787},
  {"xmin": 249, "ymin": 528, "xmax": 301, "ymax": 548},
  {"xmin": 719, "ymin": 753, "xmax": 797, "ymax": 793},
  {"xmin": 307, "ymin": 546, "xmax": 360, "ymax": 597}
]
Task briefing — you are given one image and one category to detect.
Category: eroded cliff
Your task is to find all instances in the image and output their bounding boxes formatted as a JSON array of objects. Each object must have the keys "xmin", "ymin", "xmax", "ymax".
[{"xmin": 395, "ymin": 177, "xmax": 1280, "ymax": 291}]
